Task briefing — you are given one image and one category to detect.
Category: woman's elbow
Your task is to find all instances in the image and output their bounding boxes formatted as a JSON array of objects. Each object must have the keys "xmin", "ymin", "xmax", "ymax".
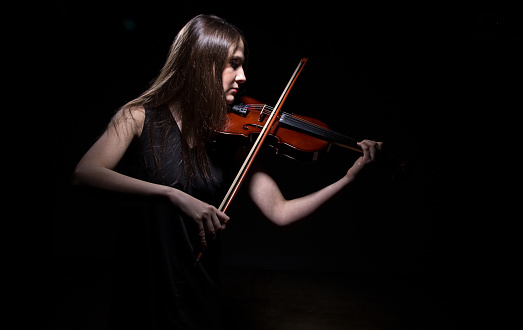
[
  {"xmin": 265, "ymin": 208, "xmax": 295, "ymax": 227},
  {"xmin": 271, "ymin": 217, "xmax": 292, "ymax": 227},
  {"xmin": 71, "ymin": 165, "xmax": 90, "ymax": 186}
]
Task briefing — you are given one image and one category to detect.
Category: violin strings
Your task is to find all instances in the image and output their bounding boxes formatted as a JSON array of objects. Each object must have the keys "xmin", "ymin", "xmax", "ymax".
[
  {"xmin": 282, "ymin": 115, "xmax": 358, "ymax": 145},
  {"xmin": 243, "ymin": 103, "xmax": 358, "ymax": 146},
  {"xmin": 244, "ymin": 103, "xmax": 349, "ymax": 140}
]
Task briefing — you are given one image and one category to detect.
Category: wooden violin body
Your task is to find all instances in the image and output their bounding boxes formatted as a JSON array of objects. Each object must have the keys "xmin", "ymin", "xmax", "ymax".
[
  {"xmin": 221, "ymin": 96, "xmax": 331, "ymax": 161},
  {"xmin": 219, "ymin": 96, "xmax": 362, "ymax": 162}
]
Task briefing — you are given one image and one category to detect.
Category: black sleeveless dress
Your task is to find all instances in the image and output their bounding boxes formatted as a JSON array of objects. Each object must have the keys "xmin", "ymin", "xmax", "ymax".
[{"xmin": 108, "ymin": 107, "xmax": 233, "ymax": 329}]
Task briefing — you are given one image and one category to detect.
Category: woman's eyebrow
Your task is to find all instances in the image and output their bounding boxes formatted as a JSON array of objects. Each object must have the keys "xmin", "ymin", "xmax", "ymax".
[{"xmin": 230, "ymin": 54, "xmax": 244, "ymax": 61}]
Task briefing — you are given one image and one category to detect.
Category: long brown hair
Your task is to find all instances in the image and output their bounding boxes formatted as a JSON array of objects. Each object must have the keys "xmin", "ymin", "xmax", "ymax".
[{"xmin": 120, "ymin": 14, "xmax": 247, "ymax": 185}]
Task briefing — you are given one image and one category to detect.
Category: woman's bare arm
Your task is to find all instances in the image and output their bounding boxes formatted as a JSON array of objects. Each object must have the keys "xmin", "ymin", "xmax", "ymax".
[
  {"xmin": 72, "ymin": 107, "xmax": 166, "ymax": 195},
  {"xmin": 72, "ymin": 107, "xmax": 228, "ymax": 247},
  {"xmin": 247, "ymin": 140, "xmax": 382, "ymax": 226}
]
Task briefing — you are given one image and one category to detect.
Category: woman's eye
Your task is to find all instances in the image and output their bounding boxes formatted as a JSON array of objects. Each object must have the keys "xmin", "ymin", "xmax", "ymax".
[
  {"xmin": 230, "ymin": 60, "xmax": 239, "ymax": 69},
  {"xmin": 230, "ymin": 57, "xmax": 244, "ymax": 70}
]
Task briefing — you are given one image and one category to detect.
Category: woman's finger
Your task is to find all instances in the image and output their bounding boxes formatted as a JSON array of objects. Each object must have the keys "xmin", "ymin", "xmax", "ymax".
[
  {"xmin": 197, "ymin": 222, "xmax": 207, "ymax": 249},
  {"xmin": 357, "ymin": 141, "xmax": 370, "ymax": 163},
  {"xmin": 210, "ymin": 212, "xmax": 221, "ymax": 236},
  {"xmin": 359, "ymin": 140, "xmax": 382, "ymax": 162},
  {"xmin": 217, "ymin": 210, "xmax": 230, "ymax": 230},
  {"xmin": 203, "ymin": 215, "xmax": 216, "ymax": 239}
]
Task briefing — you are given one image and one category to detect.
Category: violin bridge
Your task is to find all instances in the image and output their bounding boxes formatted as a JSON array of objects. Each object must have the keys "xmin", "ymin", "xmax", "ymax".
[{"xmin": 258, "ymin": 104, "xmax": 268, "ymax": 122}]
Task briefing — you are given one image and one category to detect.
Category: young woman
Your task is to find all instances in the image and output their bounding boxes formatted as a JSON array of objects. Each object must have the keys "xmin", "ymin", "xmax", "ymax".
[{"xmin": 73, "ymin": 14, "xmax": 382, "ymax": 329}]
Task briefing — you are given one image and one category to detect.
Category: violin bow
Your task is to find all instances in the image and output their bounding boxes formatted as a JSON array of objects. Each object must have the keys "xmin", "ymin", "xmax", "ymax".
[{"xmin": 195, "ymin": 58, "xmax": 308, "ymax": 263}]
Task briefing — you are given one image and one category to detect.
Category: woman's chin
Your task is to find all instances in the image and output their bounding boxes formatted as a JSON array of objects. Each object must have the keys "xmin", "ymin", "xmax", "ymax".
[{"xmin": 225, "ymin": 95, "xmax": 235, "ymax": 104}]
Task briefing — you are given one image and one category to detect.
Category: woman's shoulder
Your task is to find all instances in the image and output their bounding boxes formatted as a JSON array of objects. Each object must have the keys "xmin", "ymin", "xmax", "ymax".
[{"xmin": 111, "ymin": 105, "xmax": 146, "ymax": 138}]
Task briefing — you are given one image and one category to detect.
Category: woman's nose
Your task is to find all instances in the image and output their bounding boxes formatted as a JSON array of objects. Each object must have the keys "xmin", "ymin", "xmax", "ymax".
[{"xmin": 236, "ymin": 67, "xmax": 246, "ymax": 84}]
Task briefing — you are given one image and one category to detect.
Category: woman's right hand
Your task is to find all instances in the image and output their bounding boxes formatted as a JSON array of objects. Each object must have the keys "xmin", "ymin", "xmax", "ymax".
[{"xmin": 167, "ymin": 189, "xmax": 230, "ymax": 249}]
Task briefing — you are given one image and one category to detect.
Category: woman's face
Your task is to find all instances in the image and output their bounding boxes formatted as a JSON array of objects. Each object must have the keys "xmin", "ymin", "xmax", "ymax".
[{"xmin": 222, "ymin": 40, "xmax": 246, "ymax": 104}]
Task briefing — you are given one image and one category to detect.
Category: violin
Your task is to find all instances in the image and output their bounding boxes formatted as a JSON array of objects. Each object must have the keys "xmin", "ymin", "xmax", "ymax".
[
  {"xmin": 218, "ymin": 95, "xmax": 409, "ymax": 178},
  {"xmin": 220, "ymin": 95, "xmax": 363, "ymax": 162}
]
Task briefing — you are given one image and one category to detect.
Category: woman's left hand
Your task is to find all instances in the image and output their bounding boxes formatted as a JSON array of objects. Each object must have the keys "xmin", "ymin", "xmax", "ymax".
[{"xmin": 346, "ymin": 140, "xmax": 383, "ymax": 179}]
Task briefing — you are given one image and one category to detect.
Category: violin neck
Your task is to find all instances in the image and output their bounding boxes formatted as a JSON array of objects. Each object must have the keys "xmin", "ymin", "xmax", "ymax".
[{"xmin": 279, "ymin": 113, "xmax": 362, "ymax": 153}]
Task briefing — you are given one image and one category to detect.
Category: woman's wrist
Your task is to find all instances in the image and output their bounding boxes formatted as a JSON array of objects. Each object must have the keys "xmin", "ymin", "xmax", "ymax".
[
  {"xmin": 159, "ymin": 185, "xmax": 179, "ymax": 203},
  {"xmin": 342, "ymin": 172, "xmax": 356, "ymax": 185}
]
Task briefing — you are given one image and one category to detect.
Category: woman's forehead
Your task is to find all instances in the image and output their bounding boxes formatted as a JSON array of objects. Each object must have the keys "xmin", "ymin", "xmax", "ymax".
[{"xmin": 229, "ymin": 40, "xmax": 245, "ymax": 59}]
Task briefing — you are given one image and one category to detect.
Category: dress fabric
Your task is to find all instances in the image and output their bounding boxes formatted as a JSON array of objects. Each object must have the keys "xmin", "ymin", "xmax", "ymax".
[{"xmin": 108, "ymin": 107, "xmax": 231, "ymax": 330}]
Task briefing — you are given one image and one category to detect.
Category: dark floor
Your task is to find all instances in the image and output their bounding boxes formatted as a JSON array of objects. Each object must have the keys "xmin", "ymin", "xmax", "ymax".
[
  {"xmin": 221, "ymin": 268, "xmax": 463, "ymax": 330},
  {"xmin": 37, "ymin": 258, "xmax": 467, "ymax": 330}
]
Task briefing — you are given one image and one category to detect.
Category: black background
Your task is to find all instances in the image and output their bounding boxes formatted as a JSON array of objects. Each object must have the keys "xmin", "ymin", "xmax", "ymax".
[{"xmin": 48, "ymin": 5, "xmax": 521, "ymax": 329}]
